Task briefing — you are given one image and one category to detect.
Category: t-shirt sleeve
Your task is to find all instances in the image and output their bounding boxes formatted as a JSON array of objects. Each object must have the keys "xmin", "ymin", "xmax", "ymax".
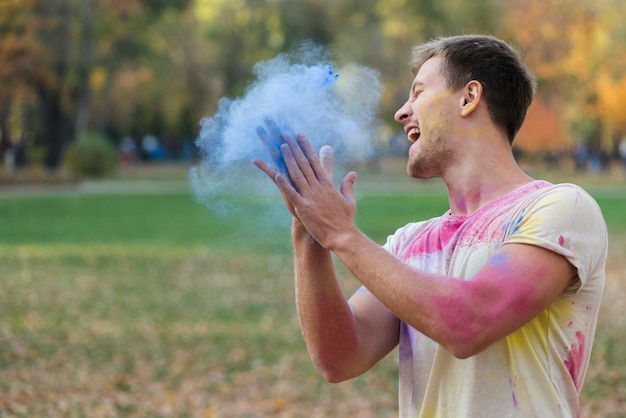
[
  {"xmin": 383, "ymin": 222, "xmax": 420, "ymax": 255},
  {"xmin": 382, "ymin": 218, "xmax": 441, "ymax": 257},
  {"xmin": 502, "ymin": 183, "xmax": 607, "ymax": 293}
]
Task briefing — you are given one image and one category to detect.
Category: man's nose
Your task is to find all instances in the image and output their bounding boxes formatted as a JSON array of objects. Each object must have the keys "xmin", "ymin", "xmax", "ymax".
[{"xmin": 394, "ymin": 101, "xmax": 411, "ymax": 123}]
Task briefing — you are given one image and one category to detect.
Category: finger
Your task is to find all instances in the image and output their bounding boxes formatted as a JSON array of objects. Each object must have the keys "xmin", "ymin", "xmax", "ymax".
[
  {"xmin": 253, "ymin": 158, "xmax": 299, "ymax": 216},
  {"xmin": 295, "ymin": 134, "xmax": 329, "ymax": 183},
  {"xmin": 252, "ymin": 157, "xmax": 278, "ymax": 183},
  {"xmin": 282, "ymin": 134, "xmax": 318, "ymax": 185},
  {"xmin": 256, "ymin": 125, "xmax": 286, "ymax": 173},
  {"xmin": 275, "ymin": 114, "xmax": 297, "ymax": 138},
  {"xmin": 279, "ymin": 142, "xmax": 310, "ymax": 194},
  {"xmin": 254, "ymin": 155, "xmax": 296, "ymax": 190},
  {"xmin": 264, "ymin": 117, "xmax": 285, "ymax": 144},
  {"xmin": 275, "ymin": 171, "xmax": 305, "ymax": 209},
  {"xmin": 272, "ymin": 174, "xmax": 299, "ymax": 217},
  {"xmin": 319, "ymin": 145, "xmax": 334, "ymax": 181},
  {"xmin": 340, "ymin": 172, "xmax": 358, "ymax": 207}
]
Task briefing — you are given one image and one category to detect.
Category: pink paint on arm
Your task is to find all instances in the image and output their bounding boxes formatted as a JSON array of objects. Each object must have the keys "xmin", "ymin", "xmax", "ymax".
[
  {"xmin": 431, "ymin": 285, "xmax": 476, "ymax": 346},
  {"xmin": 432, "ymin": 251, "xmax": 542, "ymax": 349},
  {"xmin": 479, "ymin": 252, "xmax": 539, "ymax": 317}
]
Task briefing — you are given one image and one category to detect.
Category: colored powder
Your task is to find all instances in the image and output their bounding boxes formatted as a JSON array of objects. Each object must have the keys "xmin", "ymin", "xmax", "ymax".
[
  {"xmin": 190, "ymin": 42, "xmax": 382, "ymax": 229},
  {"xmin": 563, "ymin": 331, "xmax": 585, "ymax": 390},
  {"xmin": 509, "ymin": 378, "xmax": 519, "ymax": 408}
]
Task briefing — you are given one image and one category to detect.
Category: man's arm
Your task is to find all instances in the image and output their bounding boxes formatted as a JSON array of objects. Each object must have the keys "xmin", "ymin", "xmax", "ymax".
[
  {"xmin": 254, "ymin": 145, "xmax": 399, "ymax": 382},
  {"xmin": 291, "ymin": 221, "xmax": 399, "ymax": 382},
  {"xmin": 329, "ymin": 229, "xmax": 575, "ymax": 358},
  {"xmin": 271, "ymin": 133, "xmax": 576, "ymax": 359}
]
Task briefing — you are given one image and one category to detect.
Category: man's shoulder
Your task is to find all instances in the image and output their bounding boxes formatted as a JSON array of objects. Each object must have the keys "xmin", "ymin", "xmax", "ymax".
[{"xmin": 523, "ymin": 182, "xmax": 602, "ymax": 214}]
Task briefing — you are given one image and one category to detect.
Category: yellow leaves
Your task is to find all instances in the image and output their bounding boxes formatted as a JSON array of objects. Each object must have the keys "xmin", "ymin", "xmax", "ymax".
[
  {"xmin": 538, "ymin": 20, "xmax": 558, "ymax": 42},
  {"xmin": 89, "ymin": 66, "xmax": 107, "ymax": 94},
  {"xmin": 374, "ymin": 0, "xmax": 414, "ymax": 40},
  {"xmin": 381, "ymin": 17, "xmax": 413, "ymax": 40},
  {"xmin": 264, "ymin": 11, "xmax": 284, "ymax": 48},
  {"xmin": 194, "ymin": 0, "xmax": 231, "ymax": 22},
  {"xmin": 195, "ymin": 0, "xmax": 255, "ymax": 28},
  {"xmin": 503, "ymin": 0, "xmax": 626, "ymax": 147},
  {"xmin": 595, "ymin": 74, "xmax": 626, "ymax": 127},
  {"xmin": 0, "ymin": 31, "xmax": 45, "ymax": 83}
]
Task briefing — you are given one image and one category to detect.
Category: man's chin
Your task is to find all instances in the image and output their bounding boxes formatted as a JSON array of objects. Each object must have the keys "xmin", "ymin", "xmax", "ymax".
[{"xmin": 406, "ymin": 160, "xmax": 439, "ymax": 179}]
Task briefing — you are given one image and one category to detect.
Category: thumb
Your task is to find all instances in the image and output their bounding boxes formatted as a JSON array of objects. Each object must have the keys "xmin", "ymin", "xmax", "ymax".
[
  {"xmin": 319, "ymin": 145, "xmax": 334, "ymax": 182},
  {"xmin": 340, "ymin": 172, "xmax": 357, "ymax": 206}
]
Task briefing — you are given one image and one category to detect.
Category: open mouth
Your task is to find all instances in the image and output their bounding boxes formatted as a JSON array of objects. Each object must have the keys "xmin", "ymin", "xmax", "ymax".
[{"xmin": 407, "ymin": 127, "xmax": 420, "ymax": 143}]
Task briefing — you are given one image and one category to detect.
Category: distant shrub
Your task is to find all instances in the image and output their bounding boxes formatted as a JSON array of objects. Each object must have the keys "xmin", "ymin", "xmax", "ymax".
[{"xmin": 64, "ymin": 133, "xmax": 118, "ymax": 178}]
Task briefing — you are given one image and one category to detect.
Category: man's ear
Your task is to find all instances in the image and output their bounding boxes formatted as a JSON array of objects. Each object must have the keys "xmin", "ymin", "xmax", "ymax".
[{"xmin": 459, "ymin": 80, "xmax": 483, "ymax": 117}]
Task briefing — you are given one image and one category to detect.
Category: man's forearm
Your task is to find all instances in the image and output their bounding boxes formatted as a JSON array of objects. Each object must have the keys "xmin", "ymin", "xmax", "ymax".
[{"xmin": 291, "ymin": 222, "xmax": 362, "ymax": 382}]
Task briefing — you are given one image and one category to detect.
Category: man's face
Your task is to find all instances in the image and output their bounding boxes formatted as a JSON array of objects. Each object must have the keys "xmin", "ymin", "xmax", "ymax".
[{"xmin": 394, "ymin": 57, "xmax": 458, "ymax": 179}]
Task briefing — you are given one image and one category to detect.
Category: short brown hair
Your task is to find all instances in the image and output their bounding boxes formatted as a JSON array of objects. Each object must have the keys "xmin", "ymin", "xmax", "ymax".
[{"xmin": 411, "ymin": 35, "xmax": 536, "ymax": 144}]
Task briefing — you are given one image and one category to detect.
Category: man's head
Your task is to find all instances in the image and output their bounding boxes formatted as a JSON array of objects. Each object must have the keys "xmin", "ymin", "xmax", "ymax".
[{"xmin": 410, "ymin": 35, "xmax": 535, "ymax": 144}]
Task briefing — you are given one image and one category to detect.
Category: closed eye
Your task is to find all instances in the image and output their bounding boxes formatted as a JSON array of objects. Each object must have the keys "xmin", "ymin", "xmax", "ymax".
[
  {"xmin": 410, "ymin": 79, "xmax": 425, "ymax": 98},
  {"xmin": 411, "ymin": 89, "xmax": 423, "ymax": 100}
]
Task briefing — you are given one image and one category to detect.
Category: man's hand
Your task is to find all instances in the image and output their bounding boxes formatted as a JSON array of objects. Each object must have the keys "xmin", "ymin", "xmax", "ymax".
[
  {"xmin": 253, "ymin": 123, "xmax": 357, "ymax": 249},
  {"xmin": 253, "ymin": 119, "xmax": 339, "ymax": 226},
  {"xmin": 263, "ymin": 133, "xmax": 358, "ymax": 250},
  {"xmin": 255, "ymin": 117, "xmax": 291, "ymax": 175}
]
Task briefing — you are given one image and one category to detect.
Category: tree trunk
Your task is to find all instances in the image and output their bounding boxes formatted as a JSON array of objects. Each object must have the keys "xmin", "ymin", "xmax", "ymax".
[
  {"xmin": 0, "ymin": 95, "xmax": 12, "ymax": 158},
  {"xmin": 37, "ymin": 85, "xmax": 71, "ymax": 171}
]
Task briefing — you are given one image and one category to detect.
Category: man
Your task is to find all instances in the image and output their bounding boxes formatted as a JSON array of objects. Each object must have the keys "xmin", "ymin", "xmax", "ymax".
[{"xmin": 254, "ymin": 35, "xmax": 607, "ymax": 417}]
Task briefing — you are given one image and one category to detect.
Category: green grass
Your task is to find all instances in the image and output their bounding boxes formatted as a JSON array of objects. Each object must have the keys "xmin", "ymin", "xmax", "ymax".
[
  {"xmin": 0, "ymin": 166, "xmax": 625, "ymax": 417},
  {"xmin": 2, "ymin": 194, "xmax": 230, "ymax": 244}
]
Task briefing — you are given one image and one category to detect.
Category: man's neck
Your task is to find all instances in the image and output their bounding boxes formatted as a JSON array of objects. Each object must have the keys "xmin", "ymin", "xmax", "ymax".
[{"xmin": 443, "ymin": 151, "xmax": 533, "ymax": 216}]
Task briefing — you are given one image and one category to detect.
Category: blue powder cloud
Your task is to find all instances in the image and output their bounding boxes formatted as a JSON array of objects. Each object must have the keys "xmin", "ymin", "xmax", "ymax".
[{"xmin": 190, "ymin": 43, "xmax": 382, "ymax": 222}]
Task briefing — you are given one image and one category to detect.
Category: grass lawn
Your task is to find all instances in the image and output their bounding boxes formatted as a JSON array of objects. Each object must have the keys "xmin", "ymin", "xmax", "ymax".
[{"xmin": 0, "ymin": 162, "xmax": 625, "ymax": 417}]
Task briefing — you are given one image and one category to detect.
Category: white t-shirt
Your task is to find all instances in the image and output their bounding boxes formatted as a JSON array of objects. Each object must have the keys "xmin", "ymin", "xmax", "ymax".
[{"xmin": 382, "ymin": 181, "xmax": 607, "ymax": 418}]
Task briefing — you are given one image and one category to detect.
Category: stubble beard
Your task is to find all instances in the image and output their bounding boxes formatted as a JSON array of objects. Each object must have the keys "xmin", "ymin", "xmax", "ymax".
[
  {"xmin": 406, "ymin": 135, "xmax": 453, "ymax": 179},
  {"xmin": 407, "ymin": 107, "xmax": 455, "ymax": 179}
]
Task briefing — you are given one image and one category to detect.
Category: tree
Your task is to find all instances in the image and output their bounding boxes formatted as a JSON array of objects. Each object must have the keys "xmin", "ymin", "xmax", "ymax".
[
  {"xmin": 0, "ymin": 0, "xmax": 45, "ymax": 161},
  {"xmin": 501, "ymin": 0, "xmax": 626, "ymax": 150},
  {"xmin": 0, "ymin": 0, "xmax": 196, "ymax": 171}
]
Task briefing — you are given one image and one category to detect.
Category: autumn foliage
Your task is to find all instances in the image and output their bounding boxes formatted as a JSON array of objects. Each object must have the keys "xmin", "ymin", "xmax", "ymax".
[
  {"xmin": 515, "ymin": 96, "xmax": 566, "ymax": 153},
  {"xmin": 501, "ymin": 0, "xmax": 626, "ymax": 150},
  {"xmin": 1, "ymin": 0, "xmax": 625, "ymax": 169}
]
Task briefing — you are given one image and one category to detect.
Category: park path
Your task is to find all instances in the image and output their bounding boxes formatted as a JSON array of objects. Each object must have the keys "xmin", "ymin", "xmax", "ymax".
[{"xmin": 0, "ymin": 164, "xmax": 193, "ymax": 199}]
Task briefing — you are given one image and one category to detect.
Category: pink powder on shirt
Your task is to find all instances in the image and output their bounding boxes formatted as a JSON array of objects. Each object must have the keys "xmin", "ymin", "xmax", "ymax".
[
  {"xmin": 564, "ymin": 331, "xmax": 585, "ymax": 390},
  {"xmin": 403, "ymin": 182, "xmax": 551, "ymax": 260},
  {"xmin": 509, "ymin": 378, "xmax": 519, "ymax": 408},
  {"xmin": 404, "ymin": 218, "xmax": 465, "ymax": 257}
]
